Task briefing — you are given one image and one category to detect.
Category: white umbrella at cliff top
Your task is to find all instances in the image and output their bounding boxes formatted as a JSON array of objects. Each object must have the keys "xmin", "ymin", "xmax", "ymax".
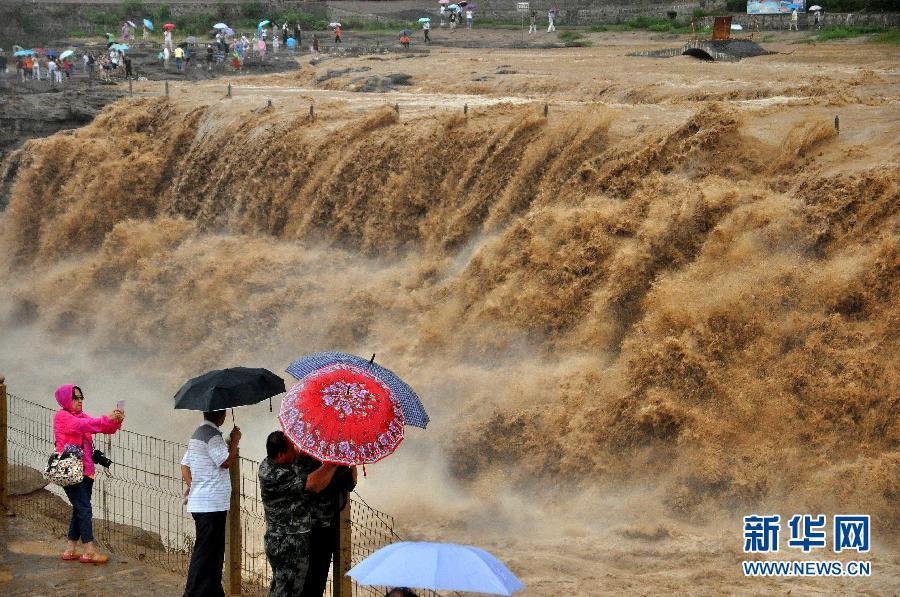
[
  {"xmin": 731, "ymin": 23, "xmax": 743, "ymax": 30},
  {"xmin": 809, "ymin": 5, "xmax": 822, "ymax": 11},
  {"xmin": 127, "ymin": 20, "xmax": 136, "ymax": 28}
]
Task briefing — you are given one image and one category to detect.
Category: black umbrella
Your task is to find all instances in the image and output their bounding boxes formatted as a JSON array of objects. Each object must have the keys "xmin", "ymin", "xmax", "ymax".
[{"xmin": 173, "ymin": 367, "xmax": 286, "ymax": 418}]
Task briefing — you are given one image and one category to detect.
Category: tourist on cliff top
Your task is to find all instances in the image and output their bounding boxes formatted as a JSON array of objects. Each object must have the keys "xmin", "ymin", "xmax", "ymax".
[
  {"xmin": 423, "ymin": 20, "xmax": 431, "ymax": 44},
  {"xmin": 259, "ymin": 431, "xmax": 338, "ymax": 597},
  {"xmin": 529, "ymin": 10, "xmax": 537, "ymax": 34},
  {"xmin": 466, "ymin": 9, "xmax": 473, "ymax": 29},
  {"xmin": 335, "ymin": 25, "xmax": 342, "ymax": 44},
  {"xmin": 547, "ymin": 8, "xmax": 556, "ymax": 32},
  {"xmin": 53, "ymin": 384, "xmax": 124, "ymax": 564},
  {"xmin": 181, "ymin": 410, "xmax": 241, "ymax": 596}
]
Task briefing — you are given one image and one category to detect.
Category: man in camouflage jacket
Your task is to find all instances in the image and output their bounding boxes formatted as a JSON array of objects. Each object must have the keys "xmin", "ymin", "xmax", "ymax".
[{"xmin": 259, "ymin": 432, "xmax": 337, "ymax": 597}]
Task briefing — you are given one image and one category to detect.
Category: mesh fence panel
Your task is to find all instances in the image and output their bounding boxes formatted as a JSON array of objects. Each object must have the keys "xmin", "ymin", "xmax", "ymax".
[{"xmin": 5, "ymin": 390, "xmax": 443, "ymax": 596}]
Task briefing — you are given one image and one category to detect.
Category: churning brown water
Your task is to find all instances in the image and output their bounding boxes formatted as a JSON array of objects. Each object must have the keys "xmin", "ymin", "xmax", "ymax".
[{"xmin": 1, "ymin": 33, "xmax": 898, "ymax": 594}]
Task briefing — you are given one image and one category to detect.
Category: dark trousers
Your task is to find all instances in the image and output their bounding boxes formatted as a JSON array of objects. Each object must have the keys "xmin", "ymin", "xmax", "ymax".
[
  {"xmin": 184, "ymin": 511, "xmax": 227, "ymax": 597},
  {"xmin": 301, "ymin": 524, "xmax": 339, "ymax": 597},
  {"xmin": 63, "ymin": 476, "xmax": 94, "ymax": 543}
]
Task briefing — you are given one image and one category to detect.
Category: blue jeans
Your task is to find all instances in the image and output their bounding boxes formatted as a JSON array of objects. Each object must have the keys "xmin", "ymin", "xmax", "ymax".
[{"xmin": 63, "ymin": 476, "xmax": 94, "ymax": 543}]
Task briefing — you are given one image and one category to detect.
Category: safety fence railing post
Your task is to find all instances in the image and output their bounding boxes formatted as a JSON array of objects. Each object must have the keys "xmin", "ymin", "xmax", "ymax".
[
  {"xmin": 225, "ymin": 449, "xmax": 242, "ymax": 595},
  {"xmin": 0, "ymin": 375, "xmax": 8, "ymax": 515},
  {"xmin": 333, "ymin": 500, "xmax": 352, "ymax": 597}
]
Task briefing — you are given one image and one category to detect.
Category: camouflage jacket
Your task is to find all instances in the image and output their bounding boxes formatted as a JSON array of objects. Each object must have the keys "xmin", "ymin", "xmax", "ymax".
[
  {"xmin": 297, "ymin": 456, "xmax": 357, "ymax": 528},
  {"xmin": 258, "ymin": 457, "xmax": 313, "ymax": 534}
]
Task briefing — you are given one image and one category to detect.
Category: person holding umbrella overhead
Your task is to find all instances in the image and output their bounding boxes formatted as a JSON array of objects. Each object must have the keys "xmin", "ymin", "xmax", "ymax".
[
  {"xmin": 259, "ymin": 431, "xmax": 341, "ymax": 597},
  {"xmin": 181, "ymin": 409, "xmax": 241, "ymax": 596},
  {"xmin": 175, "ymin": 366, "xmax": 285, "ymax": 597}
]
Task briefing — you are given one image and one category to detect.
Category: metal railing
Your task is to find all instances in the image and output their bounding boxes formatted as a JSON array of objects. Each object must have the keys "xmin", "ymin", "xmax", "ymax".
[{"xmin": 1, "ymin": 379, "xmax": 410, "ymax": 596}]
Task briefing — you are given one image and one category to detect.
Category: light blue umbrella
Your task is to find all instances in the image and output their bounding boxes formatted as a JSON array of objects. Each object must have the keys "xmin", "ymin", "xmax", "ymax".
[
  {"xmin": 258, "ymin": 19, "xmax": 271, "ymax": 29},
  {"xmin": 14, "ymin": 50, "xmax": 36, "ymax": 56},
  {"xmin": 143, "ymin": 18, "xmax": 154, "ymax": 30},
  {"xmin": 213, "ymin": 22, "xmax": 228, "ymax": 30},
  {"xmin": 418, "ymin": 17, "xmax": 431, "ymax": 23},
  {"xmin": 348, "ymin": 542, "xmax": 525, "ymax": 595},
  {"xmin": 447, "ymin": 3, "xmax": 460, "ymax": 10},
  {"xmin": 111, "ymin": 43, "xmax": 129, "ymax": 52}
]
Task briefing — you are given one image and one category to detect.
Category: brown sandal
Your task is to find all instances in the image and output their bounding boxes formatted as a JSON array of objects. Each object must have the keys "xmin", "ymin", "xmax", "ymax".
[
  {"xmin": 62, "ymin": 551, "xmax": 81, "ymax": 561},
  {"xmin": 79, "ymin": 553, "xmax": 109, "ymax": 564}
]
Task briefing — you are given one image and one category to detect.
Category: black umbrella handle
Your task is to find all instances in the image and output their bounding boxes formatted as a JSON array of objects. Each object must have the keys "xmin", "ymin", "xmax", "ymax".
[{"xmin": 369, "ymin": 353, "xmax": 376, "ymax": 365}]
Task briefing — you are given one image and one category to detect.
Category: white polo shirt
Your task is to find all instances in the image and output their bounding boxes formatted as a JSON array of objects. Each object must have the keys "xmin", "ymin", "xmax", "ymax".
[{"xmin": 181, "ymin": 421, "xmax": 231, "ymax": 513}]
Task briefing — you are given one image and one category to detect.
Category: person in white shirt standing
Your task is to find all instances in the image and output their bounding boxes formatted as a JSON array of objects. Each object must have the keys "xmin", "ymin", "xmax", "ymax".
[{"xmin": 181, "ymin": 410, "xmax": 241, "ymax": 597}]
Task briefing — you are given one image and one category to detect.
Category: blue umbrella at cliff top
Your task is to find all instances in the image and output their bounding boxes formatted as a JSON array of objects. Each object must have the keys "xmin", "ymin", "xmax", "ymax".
[
  {"xmin": 258, "ymin": 19, "xmax": 270, "ymax": 29},
  {"xmin": 14, "ymin": 50, "xmax": 36, "ymax": 56},
  {"xmin": 348, "ymin": 542, "xmax": 525, "ymax": 595},
  {"xmin": 143, "ymin": 18, "xmax": 154, "ymax": 30},
  {"xmin": 286, "ymin": 352, "xmax": 429, "ymax": 429},
  {"xmin": 59, "ymin": 50, "xmax": 74, "ymax": 60}
]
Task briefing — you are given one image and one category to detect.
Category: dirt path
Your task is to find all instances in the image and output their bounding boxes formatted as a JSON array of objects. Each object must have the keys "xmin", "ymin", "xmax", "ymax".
[{"xmin": 0, "ymin": 507, "xmax": 184, "ymax": 596}]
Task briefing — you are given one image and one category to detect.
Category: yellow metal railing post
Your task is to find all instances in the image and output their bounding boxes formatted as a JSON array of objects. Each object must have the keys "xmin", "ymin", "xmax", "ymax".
[
  {"xmin": 0, "ymin": 375, "xmax": 8, "ymax": 515},
  {"xmin": 333, "ymin": 500, "xmax": 353, "ymax": 597},
  {"xmin": 225, "ymin": 449, "xmax": 242, "ymax": 595}
]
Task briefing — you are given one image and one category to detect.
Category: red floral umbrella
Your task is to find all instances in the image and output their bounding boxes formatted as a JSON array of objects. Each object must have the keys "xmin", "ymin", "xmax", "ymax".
[{"xmin": 279, "ymin": 363, "xmax": 405, "ymax": 465}]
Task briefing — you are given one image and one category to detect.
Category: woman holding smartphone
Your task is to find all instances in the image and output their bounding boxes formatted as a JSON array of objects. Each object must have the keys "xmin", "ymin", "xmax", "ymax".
[{"xmin": 53, "ymin": 384, "xmax": 124, "ymax": 564}]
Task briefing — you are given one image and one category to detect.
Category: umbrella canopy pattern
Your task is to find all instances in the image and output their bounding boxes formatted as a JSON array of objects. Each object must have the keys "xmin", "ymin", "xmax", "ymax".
[
  {"xmin": 286, "ymin": 352, "xmax": 429, "ymax": 428},
  {"xmin": 174, "ymin": 367, "xmax": 286, "ymax": 411},
  {"xmin": 348, "ymin": 542, "xmax": 525, "ymax": 596},
  {"xmin": 143, "ymin": 18, "xmax": 154, "ymax": 30},
  {"xmin": 279, "ymin": 365, "xmax": 404, "ymax": 465}
]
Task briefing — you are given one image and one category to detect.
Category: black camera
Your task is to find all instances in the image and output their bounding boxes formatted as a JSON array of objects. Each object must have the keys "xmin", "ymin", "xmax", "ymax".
[{"xmin": 92, "ymin": 449, "xmax": 113, "ymax": 469}]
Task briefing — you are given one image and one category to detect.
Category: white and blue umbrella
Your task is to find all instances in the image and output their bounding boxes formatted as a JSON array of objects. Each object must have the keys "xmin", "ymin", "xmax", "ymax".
[
  {"xmin": 348, "ymin": 542, "xmax": 525, "ymax": 595},
  {"xmin": 286, "ymin": 352, "xmax": 429, "ymax": 428},
  {"xmin": 213, "ymin": 22, "xmax": 228, "ymax": 30}
]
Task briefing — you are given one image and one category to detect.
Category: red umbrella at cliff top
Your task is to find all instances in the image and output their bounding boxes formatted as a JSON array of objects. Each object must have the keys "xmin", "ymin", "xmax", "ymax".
[
  {"xmin": 279, "ymin": 362, "xmax": 405, "ymax": 466},
  {"xmin": 163, "ymin": 23, "xmax": 176, "ymax": 30}
]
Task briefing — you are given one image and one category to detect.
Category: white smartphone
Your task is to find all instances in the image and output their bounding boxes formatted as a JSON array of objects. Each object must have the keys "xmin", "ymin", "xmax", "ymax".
[{"xmin": 116, "ymin": 400, "xmax": 125, "ymax": 412}]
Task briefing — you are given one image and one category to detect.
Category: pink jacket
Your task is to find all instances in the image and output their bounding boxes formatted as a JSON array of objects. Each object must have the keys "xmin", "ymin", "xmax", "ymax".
[{"xmin": 53, "ymin": 384, "xmax": 122, "ymax": 477}]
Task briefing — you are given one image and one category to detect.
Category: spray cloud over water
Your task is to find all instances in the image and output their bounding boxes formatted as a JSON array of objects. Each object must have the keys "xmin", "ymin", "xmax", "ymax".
[{"xmin": 0, "ymin": 96, "xmax": 897, "ymax": 548}]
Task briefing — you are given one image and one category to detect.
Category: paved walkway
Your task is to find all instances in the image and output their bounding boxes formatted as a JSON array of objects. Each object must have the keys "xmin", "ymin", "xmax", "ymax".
[{"xmin": 0, "ymin": 511, "xmax": 185, "ymax": 596}]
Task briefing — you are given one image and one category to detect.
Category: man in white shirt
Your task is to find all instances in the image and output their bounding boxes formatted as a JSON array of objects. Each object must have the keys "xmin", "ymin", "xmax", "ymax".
[{"xmin": 181, "ymin": 410, "xmax": 241, "ymax": 597}]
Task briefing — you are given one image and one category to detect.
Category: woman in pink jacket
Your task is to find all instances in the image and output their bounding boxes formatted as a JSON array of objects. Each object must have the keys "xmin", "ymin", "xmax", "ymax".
[{"xmin": 53, "ymin": 384, "xmax": 124, "ymax": 564}]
